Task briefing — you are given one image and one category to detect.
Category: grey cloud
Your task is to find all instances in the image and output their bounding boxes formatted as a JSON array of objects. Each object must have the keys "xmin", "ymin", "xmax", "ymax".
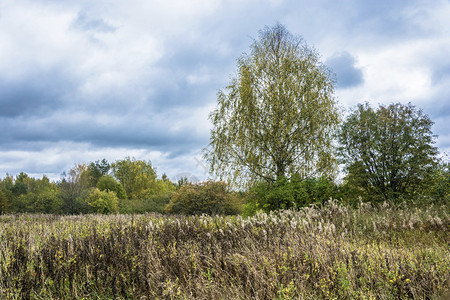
[
  {"xmin": 142, "ymin": 52, "xmax": 234, "ymax": 110},
  {"xmin": 325, "ymin": 52, "xmax": 364, "ymax": 89},
  {"xmin": 0, "ymin": 69, "xmax": 75, "ymax": 118},
  {"xmin": 0, "ymin": 111, "xmax": 208, "ymax": 154}
]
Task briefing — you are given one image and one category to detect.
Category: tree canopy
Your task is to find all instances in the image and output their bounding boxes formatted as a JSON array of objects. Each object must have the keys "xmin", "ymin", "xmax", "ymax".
[
  {"xmin": 338, "ymin": 102, "xmax": 438, "ymax": 201},
  {"xmin": 111, "ymin": 157, "xmax": 157, "ymax": 200},
  {"xmin": 206, "ymin": 24, "xmax": 340, "ymax": 188}
]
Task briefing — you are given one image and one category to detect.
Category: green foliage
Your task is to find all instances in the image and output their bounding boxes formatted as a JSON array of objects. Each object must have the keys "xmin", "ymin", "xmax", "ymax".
[
  {"xmin": 175, "ymin": 176, "xmax": 189, "ymax": 189},
  {"xmin": 111, "ymin": 157, "xmax": 157, "ymax": 200},
  {"xmin": 96, "ymin": 175, "xmax": 127, "ymax": 200},
  {"xmin": 149, "ymin": 178, "xmax": 176, "ymax": 196},
  {"xmin": 31, "ymin": 189, "xmax": 63, "ymax": 213},
  {"xmin": 119, "ymin": 195, "xmax": 170, "ymax": 214},
  {"xmin": 423, "ymin": 159, "xmax": 450, "ymax": 205},
  {"xmin": 338, "ymin": 102, "xmax": 438, "ymax": 203},
  {"xmin": 0, "ymin": 159, "xmax": 177, "ymax": 214},
  {"xmin": 0, "ymin": 189, "xmax": 9, "ymax": 213},
  {"xmin": 4, "ymin": 174, "xmax": 63, "ymax": 213},
  {"xmin": 115, "ymin": 173, "xmax": 175, "ymax": 213},
  {"xmin": 28, "ymin": 177, "xmax": 62, "ymax": 213},
  {"xmin": 85, "ymin": 188, "xmax": 119, "ymax": 214},
  {"xmin": 206, "ymin": 24, "xmax": 340, "ymax": 188},
  {"xmin": 11, "ymin": 172, "xmax": 30, "ymax": 196},
  {"xmin": 118, "ymin": 179, "xmax": 175, "ymax": 213},
  {"xmin": 88, "ymin": 158, "xmax": 111, "ymax": 186},
  {"xmin": 165, "ymin": 181, "xmax": 241, "ymax": 215},
  {"xmin": 245, "ymin": 175, "xmax": 340, "ymax": 214},
  {"xmin": 0, "ymin": 176, "xmax": 13, "ymax": 213}
]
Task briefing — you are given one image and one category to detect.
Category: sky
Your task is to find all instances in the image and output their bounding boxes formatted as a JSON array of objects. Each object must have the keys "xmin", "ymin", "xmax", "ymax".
[{"xmin": 1, "ymin": 0, "xmax": 449, "ymax": 182}]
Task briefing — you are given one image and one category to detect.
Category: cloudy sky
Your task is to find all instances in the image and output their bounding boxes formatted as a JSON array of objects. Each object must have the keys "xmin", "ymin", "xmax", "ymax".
[{"xmin": 1, "ymin": 0, "xmax": 449, "ymax": 181}]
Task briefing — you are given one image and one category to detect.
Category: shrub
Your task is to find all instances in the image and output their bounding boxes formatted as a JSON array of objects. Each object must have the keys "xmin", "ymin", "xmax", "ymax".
[
  {"xmin": 86, "ymin": 188, "xmax": 119, "ymax": 214},
  {"xmin": 245, "ymin": 175, "xmax": 340, "ymax": 214},
  {"xmin": 425, "ymin": 160, "xmax": 450, "ymax": 205},
  {"xmin": 0, "ymin": 189, "xmax": 9, "ymax": 213},
  {"xmin": 31, "ymin": 189, "xmax": 63, "ymax": 213},
  {"xmin": 119, "ymin": 195, "xmax": 171, "ymax": 214},
  {"xmin": 96, "ymin": 175, "xmax": 127, "ymax": 200},
  {"xmin": 165, "ymin": 181, "xmax": 241, "ymax": 215}
]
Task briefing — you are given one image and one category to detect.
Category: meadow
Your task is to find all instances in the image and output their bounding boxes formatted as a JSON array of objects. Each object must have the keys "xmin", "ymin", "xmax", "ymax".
[{"xmin": 0, "ymin": 200, "xmax": 449, "ymax": 299}]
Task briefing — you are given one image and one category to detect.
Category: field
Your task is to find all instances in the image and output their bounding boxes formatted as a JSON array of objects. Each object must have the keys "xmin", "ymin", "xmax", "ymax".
[{"xmin": 0, "ymin": 200, "xmax": 449, "ymax": 299}]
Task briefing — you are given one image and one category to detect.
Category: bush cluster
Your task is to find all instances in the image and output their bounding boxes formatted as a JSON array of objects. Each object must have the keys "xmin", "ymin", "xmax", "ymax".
[
  {"xmin": 245, "ymin": 176, "xmax": 341, "ymax": 215},
  {"xmin": 165, "ymin": 181, "xmax": 241, "ymax": 215}
]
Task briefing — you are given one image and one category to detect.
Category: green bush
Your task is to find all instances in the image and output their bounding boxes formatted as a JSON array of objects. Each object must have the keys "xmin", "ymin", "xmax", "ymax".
[
  {"xmin": 96, "ymin": 175, "xmax": 127, "ymax": 200},
  {"xmin": 165, "ymin": 181, "xmax": 241, "ymax": 215},
  {"xmin": 0, "ymin": 189, "xmax": 9, "ymax": 213},
  {"xmin": 86, "ymin": 188, "xmax": 119, "ymax": 214},
  {"xmin": 31, "ymin": 189, "xmax": 63, "ymax": 213},
  {"xmin": 420, "ymin": 160, "xmax": 450, "ymax": 205},
  {"xmin": 119, "ymin": 195, "xmax": 171, "ymax": 214},
  {"xmin": 245, "ymin": 176, "xmax": 340, "ymax": 214}
]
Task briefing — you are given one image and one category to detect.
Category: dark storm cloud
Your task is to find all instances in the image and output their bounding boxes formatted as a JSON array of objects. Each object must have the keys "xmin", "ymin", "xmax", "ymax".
[{"xmin": 325, "ymin": 52, "xmax": 363, "ymax": 89}]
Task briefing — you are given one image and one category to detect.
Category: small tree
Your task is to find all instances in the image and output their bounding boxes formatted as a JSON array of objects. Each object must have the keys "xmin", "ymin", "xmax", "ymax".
[
  {"xmin": 205, "ymin": 24, "xmax": 339, "ymax": 188},
  {"xmin": 86, "ymin": 188, "xmax": 119, "ymax": 214},
  {"xmin": 338, "ymin": 102, "xmax": 438, "ymax": 202},
  {"xmin": 97, "ymin": 175, "xmax": 127, "ymax": 200}
]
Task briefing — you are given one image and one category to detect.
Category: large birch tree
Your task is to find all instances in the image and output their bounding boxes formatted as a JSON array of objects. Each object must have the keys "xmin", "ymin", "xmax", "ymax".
[{"xmin": 206, "ymin": 24, "xmax": 340, "ymax": 187}]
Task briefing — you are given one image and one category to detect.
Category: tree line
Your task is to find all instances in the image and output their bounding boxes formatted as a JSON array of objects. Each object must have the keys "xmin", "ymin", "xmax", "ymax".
[{"xmin": 0, "ymin": 157, "xmax": 176, "ymax": 214}]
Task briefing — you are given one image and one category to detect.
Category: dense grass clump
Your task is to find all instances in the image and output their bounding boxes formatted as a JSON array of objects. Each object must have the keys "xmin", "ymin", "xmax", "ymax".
[{"xmin": 0, "ymin": 201, "xmax": 449, "ymax": 299}]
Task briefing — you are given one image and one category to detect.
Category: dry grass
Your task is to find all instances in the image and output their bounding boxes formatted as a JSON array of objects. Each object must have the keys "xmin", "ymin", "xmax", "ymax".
[{"xmin": 0, "ymin": 200, "xmax": 449, "ymax": 299}]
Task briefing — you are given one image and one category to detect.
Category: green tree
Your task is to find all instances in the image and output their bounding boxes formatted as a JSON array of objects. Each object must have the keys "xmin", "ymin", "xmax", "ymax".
[
  {"xmin": 31, "ymin": 189, "xmax": 63, "ymax": 213},
  {"xmin": 96, "ymin": 175, "xmax": 127, "ymax": 200},
  {"xmin": 85, "ymin": 188, "xmax": 119, "ymax": 214},
  {"xmin": 11, "ymin": 172, "xmax": 31, "ymax": 196},
  {"xmin": 88, "ymin": 159, "xmax": 111, "ymax": 186},
  {"xmin": 338, "ymin": 102, "xmax": 438, "ymax": 202},
  {"xmin": 111, "ymin": 157, "xmax": 157, "ymax": 200},
  {"xmin": 59, "ymin": 163, "xmax": 92, "ymax": 214},
  {"xmin": 206, "ymin": 24, "xmax": 339, "ymax": 188},
  {"xmin": 29, "ymin": 176, "xmax": 62, "ymax": 213}
]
